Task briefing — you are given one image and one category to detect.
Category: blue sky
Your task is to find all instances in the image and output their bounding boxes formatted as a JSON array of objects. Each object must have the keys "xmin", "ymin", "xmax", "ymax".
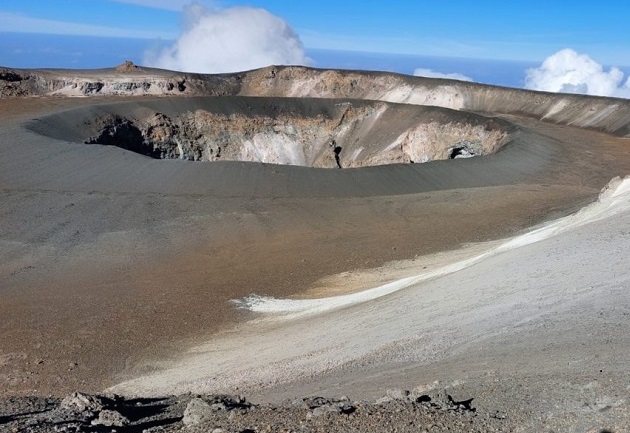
[
  {"xmin": 1, "ymin": 1, "xmax": 630, "ymax": 95},
  {"xmin": 2, "ymin": 0, "xmax": 628, "ymax": 63}
]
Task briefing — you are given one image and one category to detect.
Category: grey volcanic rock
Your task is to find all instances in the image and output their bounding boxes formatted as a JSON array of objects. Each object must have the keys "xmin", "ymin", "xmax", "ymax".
[
  {"xmin": 59, "ymin": 392, "xmax": 105, "ymax": 413},
  {"xmin": 183, "ymin": 397, "xmax": 215, "ymax": 426},
  {"xmin": 0, "ymin": 390, "xmax": 506, "ymax": 432},
  {"xmin": 183, "ymin": 395, "xmax": 251, "ymax": 426},
  {"xmin": 91, "ymin": 409, "xmax": 128, "ymax": 427}
]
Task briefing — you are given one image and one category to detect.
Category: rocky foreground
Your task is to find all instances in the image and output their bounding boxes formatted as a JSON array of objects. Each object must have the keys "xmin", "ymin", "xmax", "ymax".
[{"xmin": 0, "ymin": 389, "xmax": 513, "ymax": 433}]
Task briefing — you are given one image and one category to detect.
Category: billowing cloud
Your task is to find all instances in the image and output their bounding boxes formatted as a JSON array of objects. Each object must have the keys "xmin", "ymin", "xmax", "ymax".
[
  {"xmin": 525, "ymin": 48, "xmax": 630, "ymax": 98},
  {"xmin": 144, "ymin": 5, "xmax": 309, "ymax": 73},
  {"xmin": 413, "ymin": 68, "xmax": 473, "ymax": 82}
]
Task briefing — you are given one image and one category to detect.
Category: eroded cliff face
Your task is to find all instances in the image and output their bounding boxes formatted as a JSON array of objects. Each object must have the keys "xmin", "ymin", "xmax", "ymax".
[
  {"xmin": 239, "ymin": 66, "xmax": 630, "ymax": 136},
  {"xmin": 5, "ymin": 63, "xmax": 630, "ymax": 137},
  {"xmin": 69, "ymin": 100, "xmax": 512, "ymax": 168},
  {"xmin": 0, "ymin": 65, "xmax": 241, "ymax": 97},
  {"xmin": 239, "ymin": 67, "xmax": 468, "ymax": 109}
]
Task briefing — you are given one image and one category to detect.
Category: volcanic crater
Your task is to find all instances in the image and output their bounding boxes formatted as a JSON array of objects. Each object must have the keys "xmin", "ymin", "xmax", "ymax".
[{"xmin": 27, "ymin": 97, "xmax": 513, "ymax": 168}]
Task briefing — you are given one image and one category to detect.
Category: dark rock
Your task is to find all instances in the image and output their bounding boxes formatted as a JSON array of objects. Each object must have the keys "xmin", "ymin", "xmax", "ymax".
[
  {"xmin": 447, "ymin": 394, "xmax": 476, "ymax": 412},
  {"xmin": 0, "ymin": 68, "xmax": 22, "ymax": 82},
  {"xmin": 301, "ymin": 396, "xmax": 333, "ymax": 409},
  {"xmin": 80, "ymin": 82, "xmax": 104, "ymax": 95}
]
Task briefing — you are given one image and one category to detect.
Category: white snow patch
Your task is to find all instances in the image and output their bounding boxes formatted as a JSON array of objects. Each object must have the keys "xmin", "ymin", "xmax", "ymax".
[{"xmin": 234, "ymin": 176, "xmax": 630, "ymax": 318}]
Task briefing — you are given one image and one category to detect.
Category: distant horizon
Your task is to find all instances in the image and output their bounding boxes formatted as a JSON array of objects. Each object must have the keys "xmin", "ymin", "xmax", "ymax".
[
  {"xmin": 6, "ymin": 32, "xmax": 630, "ymax": 94},
  {"xmin": 3, "ymin": 1, "xmax": 630, "ymax": 63},
  {"xmin": 0, "ymin": 31, "xmax": 546, "ymax": 68}
]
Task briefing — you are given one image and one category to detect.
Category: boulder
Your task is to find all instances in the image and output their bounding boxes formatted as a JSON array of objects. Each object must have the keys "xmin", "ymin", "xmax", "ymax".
[
  {"xmin": 91, "ymin": 409, "xmax": 129, "ymax": 427},
  {"xmin": 59, "ymin": 392, "xmax": 105, "ymax": 413}
]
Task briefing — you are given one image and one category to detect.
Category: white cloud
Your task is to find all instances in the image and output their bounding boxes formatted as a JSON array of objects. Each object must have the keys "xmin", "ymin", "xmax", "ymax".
[
  {"xmin": 144, "ymin": 5, "xmax": 309, "ymax": 73},
  {"xmin": 413, "ymin": 68, "xmax": 473, "ymax": 82},
  {"xmin": 525, "ymin": 48, "xmax": 630, "ymax": 98},
  {"xmin": 145, "ymin": 4, "xmax": 309, "ymax": 73},
  {"xmin": 0, "ymin": 11, "xmax": 175, "ymax": 39}
]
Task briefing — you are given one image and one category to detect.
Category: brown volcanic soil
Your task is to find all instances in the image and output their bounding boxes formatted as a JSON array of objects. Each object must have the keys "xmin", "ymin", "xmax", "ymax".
[{"xmin": 1, "ymin": 67, "xmax": 630, "ymax": 431}]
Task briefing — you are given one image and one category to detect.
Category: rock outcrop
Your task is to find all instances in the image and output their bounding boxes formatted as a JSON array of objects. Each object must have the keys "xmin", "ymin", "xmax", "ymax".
[{"xmin": 0, "ymin": 63, "xmax": 239, "ymax": 97}]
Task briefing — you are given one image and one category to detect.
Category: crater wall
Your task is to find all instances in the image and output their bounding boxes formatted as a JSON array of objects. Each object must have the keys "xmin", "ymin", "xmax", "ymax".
[
  {"xmin": 26, "ymin": 97, "xmax": 513, "ymax": 168},
  {"xmin": 5, "ymin": 64, "xmax": 630, "ymax": 138}
]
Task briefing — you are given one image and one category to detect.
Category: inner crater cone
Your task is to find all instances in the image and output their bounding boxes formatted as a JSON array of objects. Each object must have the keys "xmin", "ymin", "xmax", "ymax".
[{"xmin": 27, "ymin": 96, "xmax": 514, "ymax": 168}]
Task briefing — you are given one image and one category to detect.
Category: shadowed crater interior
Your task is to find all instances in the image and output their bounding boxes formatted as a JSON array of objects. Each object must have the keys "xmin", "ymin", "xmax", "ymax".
[{"xmin": 26, "ymin": 96, "xmax": 515, "ymax": 168}]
